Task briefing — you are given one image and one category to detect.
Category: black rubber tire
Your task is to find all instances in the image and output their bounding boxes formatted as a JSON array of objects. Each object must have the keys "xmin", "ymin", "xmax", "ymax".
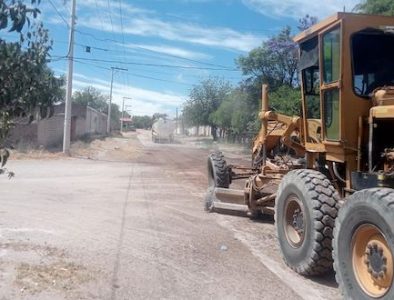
[
  {"xmin": 333, "ymin": 188, "xmax": 394, "ymax": 300},
  {"xmin": 275, "ymin": 169, "xmax": 340, "ymax": 275},
  {"xmin": 207, "ymin": 151, "xmax": 230, "ymax": 189},
  {"xmin": 205, "ymin": 151, "xmax": 230, "ymax": 211}
]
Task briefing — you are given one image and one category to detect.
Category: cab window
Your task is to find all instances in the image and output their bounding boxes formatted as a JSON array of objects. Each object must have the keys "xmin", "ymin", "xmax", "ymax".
[{"xmin": 322, "ymin": 27, "xmax": 340, "ymax": 83}]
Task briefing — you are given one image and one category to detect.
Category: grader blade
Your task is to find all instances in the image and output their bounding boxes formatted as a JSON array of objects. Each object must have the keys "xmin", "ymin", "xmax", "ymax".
[{"xmin": 210, "ymin": 187, "xmax": 249, "ymax": 214}]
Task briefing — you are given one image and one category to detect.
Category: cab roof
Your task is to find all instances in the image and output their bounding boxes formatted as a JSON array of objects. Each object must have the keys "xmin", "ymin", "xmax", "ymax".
[{"xmin": 293, "ymin": 12, "xmax": 394, "ymax": 44}]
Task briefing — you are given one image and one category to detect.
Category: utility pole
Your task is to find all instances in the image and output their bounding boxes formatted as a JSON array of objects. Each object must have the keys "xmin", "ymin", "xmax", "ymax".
[
  {"xmin": 63, "ymin": 0, "xmax": 76, "ymax": 155},
  {"xmin": 121, "ymin": 97, "xmax": 132, "ymax": 133},
  {"xmin": 107, "ymin": 67, "xmax": 128, "ymax": 134}
]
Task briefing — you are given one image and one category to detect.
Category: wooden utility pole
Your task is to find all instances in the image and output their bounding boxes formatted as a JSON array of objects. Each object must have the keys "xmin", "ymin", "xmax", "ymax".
[
  {"xmin": 107, "ymin": 67, "xmax": 128, "ymax": 134},
  {"xmin": 63, "ymin": 0, "xmax": 76, "ymax": 154}
]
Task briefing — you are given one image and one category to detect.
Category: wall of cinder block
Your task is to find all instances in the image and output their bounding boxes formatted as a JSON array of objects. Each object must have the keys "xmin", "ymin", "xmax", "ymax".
[
  {"xmin": 9, "ymin": 104, "xmax": 109, "ymax": 149},
  {"xmin": 37, "ymin": 115, "xmax": 65, "ymax": 147}
]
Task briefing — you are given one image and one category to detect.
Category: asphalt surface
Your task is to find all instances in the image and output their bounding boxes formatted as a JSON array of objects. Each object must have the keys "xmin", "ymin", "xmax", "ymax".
[{"xmin": 0, "ymin": 130, "xmax": 341, "ymax": 299}]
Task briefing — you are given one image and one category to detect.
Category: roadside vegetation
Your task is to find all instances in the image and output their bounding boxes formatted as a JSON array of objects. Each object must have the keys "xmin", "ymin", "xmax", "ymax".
[
  {"xmin": 0, "ymin": 0, "xmax": 392, "ymax": 175},
  {"xmin": 0, "ymin": 0, "xmax": 63, "ymax": 176},
  {"xmin": 182, "ymin": 0, "xmax": 394, "ymax": 143},
  {"xmin": 182, "ymin": 16, "xmax": 315, "ymax": 143},
  {"xmin": 132, "ymin": 113, "xmax": 168, "ymax": 129}
]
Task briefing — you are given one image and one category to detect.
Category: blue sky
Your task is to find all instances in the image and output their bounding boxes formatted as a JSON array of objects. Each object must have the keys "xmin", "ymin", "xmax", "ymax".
[{"xmin": 16, "ymin": 0, "xmax": 359, "ymax": 116}]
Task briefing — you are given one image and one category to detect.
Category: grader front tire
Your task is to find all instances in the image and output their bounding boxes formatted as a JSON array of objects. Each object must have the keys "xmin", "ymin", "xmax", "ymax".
[
  {"xmin": 207, "ymin": 151, "xmax": 230, "ymax": 189},
  {"xmin": 333, "ymin": 188, "xmax": 394, "ymax": 300},
  {"xmin": 275, "ymin": 169, "xmax": 340, "ymax": 275},
  {"xmin": 205, "ymin": 151, "xmax": 230, "ymax": 211}
]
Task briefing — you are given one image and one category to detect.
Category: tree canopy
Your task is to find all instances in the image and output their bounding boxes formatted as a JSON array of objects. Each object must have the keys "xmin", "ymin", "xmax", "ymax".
[
  {"xmin": 73, "ymin": 86, "xmax": 108, "ymax": 112},
  {"xmin": 183, "ymin": 78, "xmax": 231, "ymax": 140},
  {"xmin": 1, "ymin": 0, "xmax": 63, "ymax": 174},
  {"xmin": 132, "ymin": 115, "xmax": 153, "ymax": 129},
  {"xmin": 354, "ymin": 0, "xmax": 394, "ymax": 15},
  {"xmin": 237, "ymin": 26, "xmax": 298, "ymax": 91},
  {"xmin": 183, "ymin": 16, "xmax": 317, "ymax": 143}
]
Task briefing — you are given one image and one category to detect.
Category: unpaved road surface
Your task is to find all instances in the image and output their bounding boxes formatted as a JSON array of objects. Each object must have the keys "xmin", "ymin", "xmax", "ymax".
[{"xmin": 0, "ymin": 130, "xmax": 341, "ymax": 299}]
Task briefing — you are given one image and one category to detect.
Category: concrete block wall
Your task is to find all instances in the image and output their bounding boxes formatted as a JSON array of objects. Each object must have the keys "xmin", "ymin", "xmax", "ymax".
[
  {"xmin": 8, "ymin": 123, "xmax": 38, "ymax": 146},
  {"xmin": 37, "ymin": 115, "xmax": 64, "ymax": 147},
  {"xmin": 10, "ymin": 104, "xmax": 109, "ymax": 148},
  {"xmin": 86, "ymin": 107, "xmax": 107, "ymax": 135}
]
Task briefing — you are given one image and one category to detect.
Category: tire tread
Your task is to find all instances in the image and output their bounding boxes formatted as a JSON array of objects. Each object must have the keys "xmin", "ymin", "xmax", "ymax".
[
  {"xmin": 276, "ymin": 169, "xmax": 340, "ymax": 275},
  {"xmin": 333, "ymin": 188, "xmax": 394, "ymax": 299}
]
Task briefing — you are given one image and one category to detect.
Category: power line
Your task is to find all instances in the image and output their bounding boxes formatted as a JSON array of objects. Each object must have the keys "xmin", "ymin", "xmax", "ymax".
[
  {"xmin": 58, "ymin": 36, "xmax": 234, "ymax": 69},
  {"xmin": 94, "ymin": 0, "xmax": 105, "ymax": 31},
  {"xmin": 73, "ymin": 58, "xmax": 110, "ymax": 70},
  {"xmin": 118, "ymin": 0, "xmax": 127, "ymax": 58},
  {"xmin": 73, "ymin": 58, "xmax": 194, "ymax": 86},
  {"xmin": 132, "ymin": 45, "xmax": 233, "ymax": 69},
  {"xmin": 107, "ymin": 0, "xmax": 115, "ymax": 37},
  {"xmin": 53, "ymin": 56, "xmax": 240, "ymax": 71},
  {"xmin": 48, "ymin": 0, "xmax": 69, "ymax": 28},
  {"xmin": 54, "ymin": 40, "xmax": 109, "ymax": 52},
  {"xmin": 73, "ymin": 29, "xmax": 236, "ymax": 70},
  {"xmin": 128, "ymin": 73, "xmax": 192, "ymax": 86},
  {"xmin": 75, "ymin": 29, "xmax": 118, "ymax": 43},
  {"xmin": 56, "ymin": 57, "xmax": 243, "ymax": 83}
]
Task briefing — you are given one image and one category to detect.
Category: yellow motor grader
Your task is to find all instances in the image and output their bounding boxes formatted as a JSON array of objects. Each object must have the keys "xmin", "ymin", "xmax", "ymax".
[{"xmin": 206, "ymin": 13, "xmax": 394, "ymax": 299}]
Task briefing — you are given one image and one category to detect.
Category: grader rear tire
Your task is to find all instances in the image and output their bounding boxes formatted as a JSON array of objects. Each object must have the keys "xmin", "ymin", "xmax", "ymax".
[
  {"xmin": 333, "ymin": 188, "xmax": 394, "ymax": 300},
  {"xmin": 275, "ymin": 169, "xmax": 340, "ymax": 275},
  {"xmin": 205, "ymin": 151, "xmax": 230, "ymax": 211}
]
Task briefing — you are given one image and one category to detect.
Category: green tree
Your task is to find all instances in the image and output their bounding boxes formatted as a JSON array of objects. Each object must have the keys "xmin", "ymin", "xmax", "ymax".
[
  {"xmin": 132, "ymin": 115, "xmax": 153, "ymax": 129},
  {"xmin": 298, "ymin": 14, "xmax": 318, "ymax": 31},
  {"xmin": 269, "ymin": 86, "xmax": 301, "ymax": 116},
  {"xmin": 237, "ymin": 26, "xmax": 298, "ymax": 92},
  {"xmin": 211, "ymin": 89, "xmax": 257, "ymax": 143},
  {"xmin": 109, "ymin": 103, "xmax": 121, "ymax": 128},
  {"xmin": 354, "ymin": 0, "xmax": 394, "ymax": 15},
  {"xmin": 1, "ymin": 1, "xmax": 63, "ymax": 175},
  {"xmin": 183, "ymin": 77, "xmax": 231, "ymax": 140},
  {"xmin": 211, "ymin": 96, "xmax": 234, "ymax": 136},
  {"xmin": 73, "ymin": 86, "xmax": 108, "ymax": 112},
  {"xmin": 152, "ymin": 113, "xmax": 168, "ymax": 121}
]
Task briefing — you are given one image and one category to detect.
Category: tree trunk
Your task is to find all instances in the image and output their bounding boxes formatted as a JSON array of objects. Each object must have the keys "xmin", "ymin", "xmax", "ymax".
[{"xmin": 211, "ymin": 125, "xmax": 218, "ymax": 141}]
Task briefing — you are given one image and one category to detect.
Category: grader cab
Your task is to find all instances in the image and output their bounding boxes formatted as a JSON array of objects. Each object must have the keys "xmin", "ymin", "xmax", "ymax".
[{"xmin": 206, "ymin": 13, "xmax": 394, "ymax": 299}]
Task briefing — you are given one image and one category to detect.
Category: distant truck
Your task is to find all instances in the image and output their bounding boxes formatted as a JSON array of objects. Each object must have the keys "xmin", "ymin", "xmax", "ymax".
[{"xmin": 151, "ymin": 118, "xmax": 175, "ymax": 143}]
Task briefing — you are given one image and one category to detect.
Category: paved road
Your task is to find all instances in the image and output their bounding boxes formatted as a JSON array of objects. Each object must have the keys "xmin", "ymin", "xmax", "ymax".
[{"xmin": 0, "ymin": 131, "xmax": 341, "ymax": 299}]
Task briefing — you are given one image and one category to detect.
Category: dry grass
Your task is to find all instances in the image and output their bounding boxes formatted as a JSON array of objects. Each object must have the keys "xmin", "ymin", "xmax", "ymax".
[
  {"xmin": 16, "ymin": 261, "xmax": 92, "ymax": 294},
  {"xmin": 10, "ymin": 132, "xmax": 140, "ymax": 162}
]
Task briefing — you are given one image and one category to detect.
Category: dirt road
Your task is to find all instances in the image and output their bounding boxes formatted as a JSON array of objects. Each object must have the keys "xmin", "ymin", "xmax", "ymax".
[{"xmin": 0, "ymin": 130, "xmax": 341, "ymax": 299}]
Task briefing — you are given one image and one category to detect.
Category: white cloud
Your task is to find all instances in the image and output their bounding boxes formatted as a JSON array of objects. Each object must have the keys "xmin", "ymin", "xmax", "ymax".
[
  {"xmin": 77, "ymin": 0, "xmax": 152, "ymax": 15},
  {"xmin": 125, "ymin": 43, "xmax": 212, "ymax": 60},
  {"xmin": 79, "ymin": 15, "xmax": 263, "ymax": 52},
  {"xmin": 242, "ymin": 0, "xmax": 359, "ymax": 19},
  {"xmin": 72, "ymin": 77, "xmax": 185, "ymax": 117}
]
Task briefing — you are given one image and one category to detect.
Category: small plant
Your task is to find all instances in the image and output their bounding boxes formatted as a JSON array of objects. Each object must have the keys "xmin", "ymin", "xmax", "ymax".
[{"xmin": 0, "ymin": 148, "xmax": 14, "ymax": 179}]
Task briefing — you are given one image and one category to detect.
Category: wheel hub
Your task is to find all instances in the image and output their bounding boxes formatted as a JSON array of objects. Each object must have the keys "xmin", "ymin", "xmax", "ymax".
[
  {"xmin": 284, "ymin": 195, "xmax": 305, "ymax": 248},
  {"xmin": 292, "ymin": 208, "xmax": 304, "ymax": 234},
  {"xmin": 352, "ymin": 224, "xmax": 394, "ymax": 298},
  {"xmin": 365, "ymin": 243, "xmax": 388, "ymax": 279}
]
